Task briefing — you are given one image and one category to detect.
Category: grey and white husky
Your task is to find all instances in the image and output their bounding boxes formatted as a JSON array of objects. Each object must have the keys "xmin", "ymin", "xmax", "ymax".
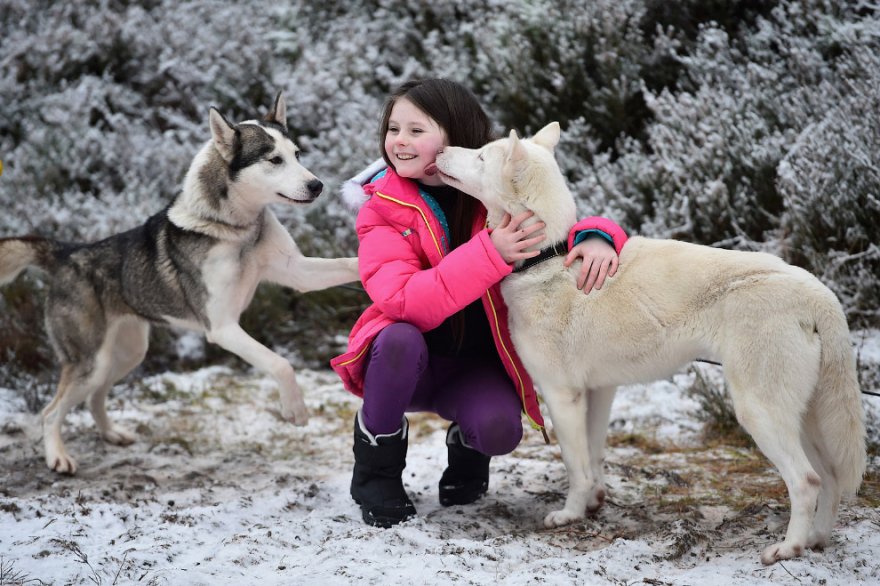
[{"xmin": 0, "ymin": 93, "xmax": 359, "ymax": 474}]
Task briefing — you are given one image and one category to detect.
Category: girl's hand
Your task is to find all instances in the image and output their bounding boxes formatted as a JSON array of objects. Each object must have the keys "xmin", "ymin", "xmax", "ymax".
[
  {"xmin": 490, "ymin": 211, "xmax": 546, "ymax": 264},
  {"xmin": 563, "ymin": 237, "xmax": 619, "ymax": 294}
]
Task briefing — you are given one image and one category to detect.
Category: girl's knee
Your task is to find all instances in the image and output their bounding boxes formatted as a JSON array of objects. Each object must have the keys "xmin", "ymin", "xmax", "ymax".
[
  {"xmin": 467, "ymin": 414, "xmax": 523, "ymax": 456},
  {"xmin": 372, "ymin": 323, "xmax": 427, "ymax": 366}
]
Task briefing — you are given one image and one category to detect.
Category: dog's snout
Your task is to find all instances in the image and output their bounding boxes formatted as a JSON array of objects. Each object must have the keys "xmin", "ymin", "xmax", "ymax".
[{"xmin": 307, "ymin": 179, "xmax": 323, "ymax": 197}]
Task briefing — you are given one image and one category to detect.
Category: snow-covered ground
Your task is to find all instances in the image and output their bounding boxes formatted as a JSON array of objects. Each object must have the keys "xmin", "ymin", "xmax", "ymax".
[{"xmin": 1, "ymin": 335, "xmax": 879, "ymax": 585}]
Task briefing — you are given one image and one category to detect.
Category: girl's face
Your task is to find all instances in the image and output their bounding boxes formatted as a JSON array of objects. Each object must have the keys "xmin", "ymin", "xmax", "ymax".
[{"xmin": 384, "ymin": 97, "xmax": 448, "ymax": 185}]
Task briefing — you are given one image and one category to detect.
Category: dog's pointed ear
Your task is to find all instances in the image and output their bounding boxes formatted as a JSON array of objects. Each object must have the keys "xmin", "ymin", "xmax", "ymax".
[
  {"xmin": 265, "ymin": 91, "xmax": 288, "ymax": 129},
  {"xmin": 504, "ymin": 129, "xmax": 529, "ymax": 186},
  {"xmin": 210, "ymin": 108, "xmax": 237, "ymax": 162},
  {"xmin": 531, "ymin": 122, "xmax": 561, "ymax": 152}
]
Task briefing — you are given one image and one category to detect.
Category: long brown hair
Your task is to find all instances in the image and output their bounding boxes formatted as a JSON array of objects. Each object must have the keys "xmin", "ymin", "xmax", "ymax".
[
  {"xmin": 379, "ymin": 78, "xmax": 494, "ymax": 250},
  {"xmin": 379, "ymin": 79, "xmax": 494, "ymax": 347}
]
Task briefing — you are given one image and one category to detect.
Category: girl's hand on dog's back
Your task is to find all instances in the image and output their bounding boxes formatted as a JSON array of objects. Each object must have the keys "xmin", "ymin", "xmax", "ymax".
[
  {"xmin": 491, "ymin": 211, "xmax": 545, "ymax": 264},
  {"xmin": 564, "ymin": 238, "xmax": 619, "ymax": 294}
]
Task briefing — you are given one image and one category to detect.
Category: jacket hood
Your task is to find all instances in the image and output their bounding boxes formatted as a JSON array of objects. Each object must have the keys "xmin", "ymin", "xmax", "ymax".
[{"xmin": 340, "ymin": 157, "xmax": 387, "ymax": 210}]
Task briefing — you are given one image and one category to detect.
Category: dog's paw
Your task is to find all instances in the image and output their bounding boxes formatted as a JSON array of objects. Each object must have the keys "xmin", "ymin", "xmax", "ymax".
[
  {"xmin": 46, "ymin": 451, "xmax": 78, "ymax": 475},
  {"xmin": 103, "ymin": 425, "xmax": 136, "ymax": 446},
  {"xmin": 544, "ymin": 508, "xmax": 582, "ymax": 528},
  {"xmin": 806, "ymin": 530, "xmax": 829, "ymax": 551},
  {"xmin": 279, "ymin": 401, "xmax": 309, "ymax": 426},
  {"xmin": 586, "ymin": 486, "xmax": 606, "ymax": 513},
  {"xmin": 760, "ymin": 541, "xmax": 805, "ymax": 565}
]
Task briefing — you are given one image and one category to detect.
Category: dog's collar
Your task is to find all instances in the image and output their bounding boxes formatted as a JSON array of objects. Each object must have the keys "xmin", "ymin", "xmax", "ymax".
[{"xmin": 512, "ymin": 240, "xmax": 568, "ymax": 273}]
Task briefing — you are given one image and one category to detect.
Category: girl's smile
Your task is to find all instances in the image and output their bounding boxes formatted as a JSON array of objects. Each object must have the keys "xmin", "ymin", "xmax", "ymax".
[{"xmin": 385, "ymin": 98, "xmax": 447, "ymax": 186}]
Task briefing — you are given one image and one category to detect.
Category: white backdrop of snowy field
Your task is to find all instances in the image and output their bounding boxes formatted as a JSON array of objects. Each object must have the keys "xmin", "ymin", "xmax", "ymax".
[{"xmin": 1, "ymin": 333, "xmax": 879, "ymax": 585}]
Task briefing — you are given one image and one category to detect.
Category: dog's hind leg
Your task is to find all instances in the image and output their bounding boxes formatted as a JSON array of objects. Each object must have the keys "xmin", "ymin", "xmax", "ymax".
[
  {"xmin": 88, "ymin": 318, "xmax": 149, "ymax": 446},
  {"xmin": 800, "ymin": 409, "xmax": 841, "ymax": 551},
  {"xmin": 585, "ymin": 386, "xmax": 617, "ymax": 513},
  {"xmin": 206, "ymin": 322, "xmax": 307, "ymax": 425},
  {"xmin": 42, "ymin": 364, "xmax": 81, "ymax": 473},
  {"xmin": 42, "ymin": 360, "xmax": 108, "ymax": 474},
  {"xmin": 729, "ymin": 385, "xmax": 820, "ymax": 565},
  {"xmin": 540, "ymin": 385, "xmax": 594, "ymax": 528}
]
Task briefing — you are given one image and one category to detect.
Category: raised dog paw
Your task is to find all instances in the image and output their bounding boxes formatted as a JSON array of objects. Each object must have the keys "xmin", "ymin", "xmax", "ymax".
[
  {"xmin": 279, "ymin": 400, "xmax": 309, "ymax": 426},
  {"xmin": 279, "ymin": 387, "xmax": 309, "ymax": 426}
]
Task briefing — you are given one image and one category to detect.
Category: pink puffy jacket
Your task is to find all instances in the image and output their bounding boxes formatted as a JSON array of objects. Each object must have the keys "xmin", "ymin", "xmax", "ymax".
[{"xmin": 331, "ymin": 169, "xmax": 627, "ymax": 432}]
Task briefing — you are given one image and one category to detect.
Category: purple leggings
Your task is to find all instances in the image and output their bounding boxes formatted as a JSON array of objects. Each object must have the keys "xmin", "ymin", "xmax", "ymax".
[{"xmin": 360, "ymin": 322, "xmax": 524, "ymax": 456}]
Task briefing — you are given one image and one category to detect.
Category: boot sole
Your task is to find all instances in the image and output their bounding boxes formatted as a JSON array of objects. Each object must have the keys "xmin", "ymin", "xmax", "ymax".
[
  {"xmin": 352, "ymin": 496, "xmax": 416, "ymax": 527},
  {"xmin": 439, "ymin": 483, "xmax": 488, "ymax": 507}
]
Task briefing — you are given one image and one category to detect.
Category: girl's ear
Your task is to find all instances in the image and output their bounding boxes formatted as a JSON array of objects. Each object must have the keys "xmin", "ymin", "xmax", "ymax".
[{"xmin": 531, "ymin": 122, "xmax": 561, "ymax": 151}]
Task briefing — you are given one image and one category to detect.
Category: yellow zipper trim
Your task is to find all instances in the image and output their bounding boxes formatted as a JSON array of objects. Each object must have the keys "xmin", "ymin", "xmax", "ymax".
[
  {"xmin": 375, "ymin": 192, "xmax": 444, "ymax": 258},
  {"xmin": 336, "ymin": 342, "xmax": 370, "ymax": 367},
  {"xmin": 485, "ymin": 288, "xmax": 543, "ymax": 430},
  {"xmin": 337, "ymin": 191, "xmax": 443, "ymax": 370}
]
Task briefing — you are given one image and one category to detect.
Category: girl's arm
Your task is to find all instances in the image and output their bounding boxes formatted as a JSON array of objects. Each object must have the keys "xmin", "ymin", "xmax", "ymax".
[{"xmin": 356, "ymin": 208, "xmax": 512, "ymax": 331}]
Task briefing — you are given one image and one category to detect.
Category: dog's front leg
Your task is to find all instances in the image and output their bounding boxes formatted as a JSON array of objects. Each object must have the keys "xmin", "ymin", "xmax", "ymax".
[
  {"xmin": 267, "ymin": 254, "xmax": 359, "ymax": 293},
  {"xmin": 207, "ymin": 323, "xmax": 308, "ymax": 425},
  {"xmin": 585, "ymin": 386, "xmax": 617, "ymax": 512},
  {"xmin": 540, "ymin": 385, "xmax": 596, "ymax": 527}
]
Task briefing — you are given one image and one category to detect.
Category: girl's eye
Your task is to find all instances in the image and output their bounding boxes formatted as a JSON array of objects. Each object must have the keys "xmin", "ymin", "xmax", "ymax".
[
  {"xmin": 270, "ymin": 156, "xmax": 283, "ymax": 165},
  {"xmin": 412, "ymin": 128, "xmax": 423, "ymax": 134},
  {"xmin": 388, "ymin": 127, "xmax": 399, "ymax": 133}
]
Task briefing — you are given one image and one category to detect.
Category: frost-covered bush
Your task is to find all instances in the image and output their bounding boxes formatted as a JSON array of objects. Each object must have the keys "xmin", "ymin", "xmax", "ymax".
[
  {"xmin": 0, "ymin": 0, "xmax": 878, "ymax": 375},
  {"xmin": 778, "ymin": 49, "xmax": 880, "ymax": 322},
  {"xmin": 0, "ymin": 0, "xmax": 281, "ymax": 239},
  {"xmin": 571, "ymin": 0, "xmax": 880, "ymax": 324}
]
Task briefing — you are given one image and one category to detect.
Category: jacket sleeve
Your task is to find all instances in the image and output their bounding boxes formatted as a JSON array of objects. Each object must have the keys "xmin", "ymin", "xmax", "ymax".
[
  {"xmin": 567, "ymin": 216, "xmax": 628, "ymax": 255},
  {"xmin": 357, "ymin": 207, "xmax": 512, "ymax": 332}
]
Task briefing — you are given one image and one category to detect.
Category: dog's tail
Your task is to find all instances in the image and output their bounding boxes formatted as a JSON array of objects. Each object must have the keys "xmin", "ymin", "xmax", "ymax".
[
  {"xmin": 812, "ymin": 286, "xmax": 866, "ymax": 496},
  {"xmin": 0, "ymin": 236, "xmax": 58, "ymax": 286}
]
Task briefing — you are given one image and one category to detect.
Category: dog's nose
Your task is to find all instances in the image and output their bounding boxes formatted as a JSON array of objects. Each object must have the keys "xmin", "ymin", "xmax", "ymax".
[{"xmin": 307, "ymin": 179, "xmax": 323, "ymax": 198}]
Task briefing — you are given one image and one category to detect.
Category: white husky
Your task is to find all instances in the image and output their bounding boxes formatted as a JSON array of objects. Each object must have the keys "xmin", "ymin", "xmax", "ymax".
[
  {"xmin": 435, "ymin": 122, "xmax": 866, "ymax": 564},
  {"xmin": 0, "ymin": 93, "xmax": 360, "ymax": 474}
]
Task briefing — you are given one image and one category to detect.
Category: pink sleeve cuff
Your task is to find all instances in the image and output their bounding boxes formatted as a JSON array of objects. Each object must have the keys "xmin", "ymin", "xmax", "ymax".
[{"xmin": 567, "ymin": 216, "xmax": 628, "ymax": 254}]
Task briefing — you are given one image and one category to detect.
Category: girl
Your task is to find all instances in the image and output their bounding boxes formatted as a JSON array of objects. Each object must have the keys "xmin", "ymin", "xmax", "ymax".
[{"xmin": 331, "ymin": 79, "xmax": 628, "ymax": 527}]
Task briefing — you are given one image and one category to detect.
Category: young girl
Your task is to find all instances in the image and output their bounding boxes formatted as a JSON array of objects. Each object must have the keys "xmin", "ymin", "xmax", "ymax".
[{"xmin": 331, "ymin": 79, "xmax": 628, "ymax": 528}]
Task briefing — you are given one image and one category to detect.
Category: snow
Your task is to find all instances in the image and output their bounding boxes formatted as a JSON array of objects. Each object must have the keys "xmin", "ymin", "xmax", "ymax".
[{"xmin": 2, "ymin": 344, "xmax": 878, "ymax": 585}]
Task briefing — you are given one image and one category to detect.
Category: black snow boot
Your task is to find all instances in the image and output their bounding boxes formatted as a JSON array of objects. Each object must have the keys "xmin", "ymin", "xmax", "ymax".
[
  {"xmin": 350, "ymin": 411, "xmax": 417, "ymax": 527},
  {"xmin": 438, "ymin": 423, "xmax": 491, "ymax": 506}
]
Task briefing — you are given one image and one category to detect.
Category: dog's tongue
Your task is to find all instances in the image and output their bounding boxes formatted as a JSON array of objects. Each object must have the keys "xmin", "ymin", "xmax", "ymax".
[{"xmin": 424, "ymin": 163, "xmax": 438, "ymax": 176}]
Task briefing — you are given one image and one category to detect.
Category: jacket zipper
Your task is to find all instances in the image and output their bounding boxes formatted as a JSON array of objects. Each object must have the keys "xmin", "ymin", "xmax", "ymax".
[{"xmin": 355, "ymin": 192, "xmax": 544, "ymax": 434}]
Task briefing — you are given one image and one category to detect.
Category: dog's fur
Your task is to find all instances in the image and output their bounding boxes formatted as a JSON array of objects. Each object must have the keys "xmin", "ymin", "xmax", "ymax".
[
  {"xmin": 435, "ymin": 122, "xmax": 866, "ymax": 564},
  {"xmin": 0, "ymin": 93, "xmax": 359, "ymax": 474}
]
